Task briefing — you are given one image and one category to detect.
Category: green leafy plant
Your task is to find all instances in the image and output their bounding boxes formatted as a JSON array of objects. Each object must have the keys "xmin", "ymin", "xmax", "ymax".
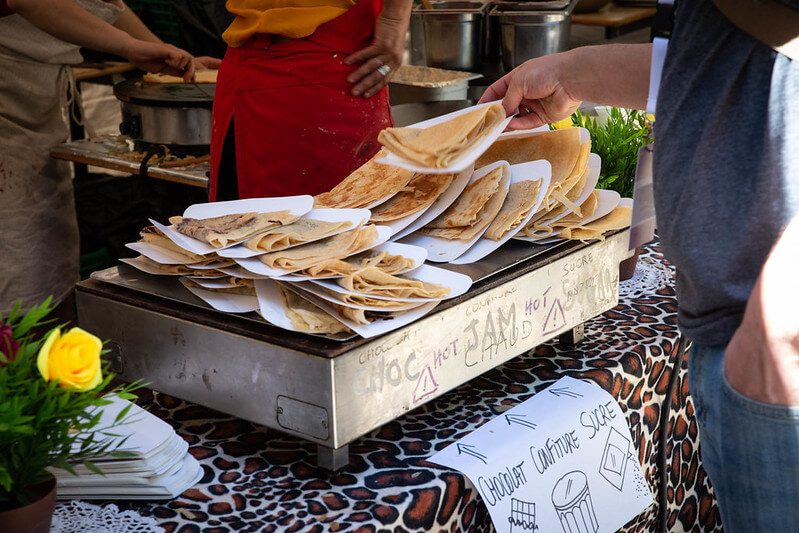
[
  {"xmin": 558, "ymin": 107, "xmax": 652, "ymax": 199},
  {"xmin": 0, "ymin": 298, "xmax": 141, "ymax": 510}
]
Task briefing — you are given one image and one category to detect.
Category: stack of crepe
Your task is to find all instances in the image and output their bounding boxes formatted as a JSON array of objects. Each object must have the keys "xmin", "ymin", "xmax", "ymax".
[
  {"xmin": 417, "ymin": 164, "xmax": 511, "ymax": 240},
  {"xmin": 170, "ymin": 210, "xmax": 300, "ymax": 248},
  {"xmin": 378, "ymin": 102, "xmax": 506, "ymax": 169},
  {"xmin": 123, "ymin": 226, "xmax": 234, "ymax": 277}
]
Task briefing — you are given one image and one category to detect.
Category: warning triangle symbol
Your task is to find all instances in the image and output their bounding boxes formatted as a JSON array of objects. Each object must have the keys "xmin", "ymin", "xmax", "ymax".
[
  {"xmin": 543, "ymin": 298, "xmax": 566, "ymax": 335},
  {"xmin": 413, "ymin": 365, "xmax": 439, "ymax": 403}
]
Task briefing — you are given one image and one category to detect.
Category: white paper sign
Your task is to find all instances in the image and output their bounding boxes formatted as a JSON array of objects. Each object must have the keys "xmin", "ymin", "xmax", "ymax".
[{"xmin": 428, "ymin": 376, "xmax": 653, "ymax": 533}]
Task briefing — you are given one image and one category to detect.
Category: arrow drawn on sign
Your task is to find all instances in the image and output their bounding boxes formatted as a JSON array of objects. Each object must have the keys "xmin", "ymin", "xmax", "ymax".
[
  {"xmin": 548, "ymin": 387, "xmax": 583, "ymax": 399},
  {"xmin": 505, "ymin": 413, "xmax": 537, "ymax": 430},
  {"xmin": 457, "ymin": 443, "xmax": 488, "ymax": 464}
]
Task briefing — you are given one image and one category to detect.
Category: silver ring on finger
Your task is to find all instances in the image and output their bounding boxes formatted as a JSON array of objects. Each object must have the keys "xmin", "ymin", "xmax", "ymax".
[{"xmin": 377, "ymin": 64, "xmax": 391, "ymax": 77}]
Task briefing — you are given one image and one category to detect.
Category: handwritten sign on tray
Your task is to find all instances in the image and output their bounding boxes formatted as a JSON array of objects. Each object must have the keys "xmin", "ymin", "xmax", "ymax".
[{"xmin": 429, "ymin": 376, "xmax": 653, "ymax": 532}]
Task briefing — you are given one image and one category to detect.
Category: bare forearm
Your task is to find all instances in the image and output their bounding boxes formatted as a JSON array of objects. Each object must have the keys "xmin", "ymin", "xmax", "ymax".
[
  {"xmin": 565, "ymin": 44, "xmax": 652, "ymax": 110},
  {"xmin": 112, "ymin": 3, "xmax": 161, "ymax": 43},
  {"xmin": 7, "ymin": 0, "xmax": 135, "ymax": 57}
]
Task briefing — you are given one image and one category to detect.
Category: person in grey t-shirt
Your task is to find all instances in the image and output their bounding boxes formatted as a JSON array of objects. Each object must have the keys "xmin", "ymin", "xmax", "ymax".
[{"xmin": 480, "ymin": 0, "xmax": 799, "ymax": 529}]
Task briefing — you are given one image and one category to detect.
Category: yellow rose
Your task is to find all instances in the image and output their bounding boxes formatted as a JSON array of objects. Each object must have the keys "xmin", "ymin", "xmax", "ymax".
[
  {"xmin": 36, "ymin": 327, "xmax": 103, "ymax": 391},
  {"xmin": 551, "ymin": 117, "xmax": 575, "ymax": 130}
]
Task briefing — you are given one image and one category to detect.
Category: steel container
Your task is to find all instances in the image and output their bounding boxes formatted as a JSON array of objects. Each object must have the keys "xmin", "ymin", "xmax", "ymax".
[{"xmin": 414, "ymin": 1, "xmax": 490, "ymax": 72}]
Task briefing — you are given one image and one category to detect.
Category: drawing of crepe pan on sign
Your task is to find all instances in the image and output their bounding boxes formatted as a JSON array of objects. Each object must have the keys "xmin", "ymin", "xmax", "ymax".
[
  {"xmin": 149, "ymin": 195, "xmax": 314, "ymax": 256},
  {"xmin": 276, "ymin": 241, "xmax": 428, "ymax": 282},
  {"xmin": 233, "ymin": 225, "xmax": 392, "ymax": 278},
  {"xmin": 283, "ymin": 283, "xmax": 441, "ymax": 339},
  {"xmin": 376, "ymin": 101, "xmax": 513, "ymax": 174},
  {"xmin": 307, "ymin": 263, "xmax": 473, "ymax": 303},
  {"xmin": 399, "ymin": 161, "xmax": 511, "ymax": 263},
  {"xmin": 390, "ymin": 163, "xmax": 475, "ymax": 241},
  {"xmin": 214, "ymin": 208, "xmax": 371, "ymax": 259},
  {"xmin": 427, "ymin": 376, "xmax": 653, "ymax": 533},
  {"xmin": 450, "ymin": 160, "xmax": 552, "ymax": 265}
]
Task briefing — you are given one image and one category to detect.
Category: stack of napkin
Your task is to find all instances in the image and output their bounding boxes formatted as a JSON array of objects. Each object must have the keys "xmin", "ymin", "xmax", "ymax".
[{"xmin": 49, "ymin": 395, "xmax": 203, "ymax": 500}]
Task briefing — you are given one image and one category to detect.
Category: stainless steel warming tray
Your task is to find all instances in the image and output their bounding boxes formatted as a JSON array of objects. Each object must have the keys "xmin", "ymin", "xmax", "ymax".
[
  {"xmin": 76, "ymin": 231, "xmax": 632, "ymax": 470},
  {"xmin": 113, "ymin": 78, "xmax": 214, "ymax": 146}
]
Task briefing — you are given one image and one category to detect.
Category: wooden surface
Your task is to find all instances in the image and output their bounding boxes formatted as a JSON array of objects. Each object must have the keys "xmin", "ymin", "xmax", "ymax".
[
  {"xmin": 72, "ymin": 61, "xmax": 136, "ymax": 81},
  {"xmin": 572, "ymin": 4, "xmax": 656, "ymax": 27}
]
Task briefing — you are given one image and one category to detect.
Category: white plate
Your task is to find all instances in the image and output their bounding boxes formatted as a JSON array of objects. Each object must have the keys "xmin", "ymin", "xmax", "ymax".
[
  {"xmin": 215, "ymin": 264, "xmax": 274, "ymax": 279},
  {"xmin": 178, "ymin": 277, "xmax": 260, "ymax": 313},
  {"xmin": 391, "ymin": 164, "xmax": 475, "ymax": 240},
  {"xmin": 450, "ymin": 160, "xmax": 552, "ymax": 265},
  {"xmin": 289, "ymin": 281, "xmax": 430, "ymax": 312},
  {"xmin": 150, "ymin": 196, "xmax": 315, "ymax": 256},
  {"xmin": 285, "ymin": 284, "xmax": 441, "ymax": 339},
  {"xmin": 124, "ymin": 241, "xmax": 212, "ymax": 265},
  {"xmin": 399, "ymin": 161, "xmax": 511, "ymax": 263},
  {"xmin": 215, "ymin": 208, "xmax": 370, "ymax": 259},
  {"xmin": 183, "ymin": 276, "xmax": 247, "ymax": 289},
  {"xmin": 254, "ymin": 279, "xmax": 352, "ymax": 339},
  {"xmin": 308, "ymin": 263, "xmax": 473, "ymax": 302},
  {"xmin": 376, "ymin": 101, "xmax": 513, "ymax": 174},
  {"xmin": 278, "ymin": 241, "xmax": 428, "ymax": 281},
  {"xmin": 233, "ymin": 225, "xmax": 392, "ymax": 278}
]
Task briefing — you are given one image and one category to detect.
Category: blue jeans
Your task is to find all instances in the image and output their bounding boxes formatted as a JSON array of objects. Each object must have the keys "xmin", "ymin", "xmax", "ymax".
[{"xmin": 688, "ymin": 344, "xmax": 799, "ymax": 531}]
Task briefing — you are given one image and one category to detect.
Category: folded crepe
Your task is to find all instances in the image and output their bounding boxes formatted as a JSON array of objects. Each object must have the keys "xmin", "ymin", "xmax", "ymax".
[
  {"xmin": 277, "ymin": 284, "xmax": 352, "ymax": 335},
  {"xmin": 182, "ymin": 277, "xmax": 256, "ymax": 296},
  {"xmin": 558, "ymin": 205, "xmax": 632, "ymax": 242},
  {"xmin": 550, "ymin": 189, "xmax": 601, "ymax": 233},
  {"xmin": 139, "ymin": 226, "xmax": 215, "ymax": 264},
  {"xmin": 369, "ymin": 172, "xmax": 455, "ymax": 223},
  {"xmin": 313, "ymin": 285, "xmax": 427, "ymax": 309},
  {"xmin": 378, "ymin": 102, "xmax": 506, "ymax": 168},
  {"xmin": 170, "ymin": 210, "xmax": 299, "ymax": 248},
  {"xmin": 476, "ymin": 128, "xmax": 583, "ymax": 186},
  {"xmin": 419, "ymin": 165, "xmax": 511, "ymax": 240},
  {"xmin": 313, "ymin": 149, "xmax": 416, "ymax": 209},
  {"xmin": 125, "ymin": 255, "xmax": 230, "ymax": 276},
  {"xmin": 244, "ymin": 218, "xmax": 353, "ymax": 253},
  {"xmin": 332, "ymin": 303, "xmax": 394, "ymax": 326},
  {"xmin": 338, "ymin": 267, "xmax": 450, "ymax": 299},
  {"xmin": 298, "ymin": 250, "xmax": 415, "ymax": 278},
  {"xmin": 258, "ymin": 224, "xmax": 379, "ymax": 271},
  {"xmin": 483, "ymin": 179, "xmax": 543, "ymax": 241}
]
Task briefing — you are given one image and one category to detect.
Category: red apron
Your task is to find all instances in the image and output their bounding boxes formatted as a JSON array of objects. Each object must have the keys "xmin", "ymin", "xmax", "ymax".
[{"xmin": 209, "ymin": 0, "xmax": 393, "ymax": 200}]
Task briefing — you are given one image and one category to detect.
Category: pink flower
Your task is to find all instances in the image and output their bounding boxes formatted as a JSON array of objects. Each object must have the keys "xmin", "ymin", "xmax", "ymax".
[{"xmin": 0, "ymin": 320, "xmax": 20, "ymax": 366}]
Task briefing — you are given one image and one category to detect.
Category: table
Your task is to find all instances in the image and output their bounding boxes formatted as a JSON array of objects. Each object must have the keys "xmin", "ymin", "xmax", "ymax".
[
  {"xmin": 92, "ymin": 239, "xmax": 721, "ymax": 532},
  {"xmin": 572, "ymin": 4, "xmax": 657, "ymax": 39}
]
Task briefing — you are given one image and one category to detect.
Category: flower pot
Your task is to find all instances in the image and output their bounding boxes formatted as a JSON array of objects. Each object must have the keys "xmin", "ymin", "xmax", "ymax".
[
  {"xmin": 619, "ymin": 246, "xmax": 641, "ymax": 281},
  {"xmin": 0, "ymin": 476, "xmax": 57, "ymax": 533}
]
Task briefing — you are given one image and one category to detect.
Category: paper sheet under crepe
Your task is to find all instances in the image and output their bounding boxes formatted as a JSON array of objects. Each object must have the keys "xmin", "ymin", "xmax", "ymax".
[
  {"xmin": 313, "ymin": 149, "xmax": 416, "ymax": 209},
  {"xmin": 420, "ymin": 165, "xmax": 510, "ymax": 240},
  {"xmin": 483, "ymin": 179, "xmax": 543, "ymax": 241},
  {"xmin": 369, "ymin": 172, "xmax": 455, "ymax": 222},
  {"xmin": 338, "ymin": 267, "xmax": 450, "ymax": 299},
  {"xmin": 313, "ymin": 284, "xmax": 428, "ymax": 309},
  {"xmin": 244, "ymin": 218, "xmax": 353, "ymax": 253},
  {"xmin": 278, "ymin": 285, "xmax": 352, "ymax": 335},
  {"xmin": 559, "ymin": 205, "xmax": 632, "ymax": 242},
  {"xmin": 126, "ymin": 255, "xmax": 230, "ymax": 276},
  {"xmin": 551, "ymin": 190, "xmax": 601, "ymax": 231},
  {"xmin": 142, "ymin": 70, "xmax": 218, "ymax": 84},
  {"xmin": 475, "ymin": 128, "xmax": 582, "ymax": 186},
  {"xmin": 298, "ymin": 250, "xmax": 414, "ymax": 278},
  {"xmin": 182, "ymin": 278, "xmax": 256, "ymax": 296},
  {"xmin": 170, "ymin": 211, "xmax": 299, "ymax": 248},
  {"xmin": 258, "ymin": 224, "xmax": 378, "ymax": 271},
  {"xmin": 378, "ymin": 102, "xmax": 506, "ymax": 168}
]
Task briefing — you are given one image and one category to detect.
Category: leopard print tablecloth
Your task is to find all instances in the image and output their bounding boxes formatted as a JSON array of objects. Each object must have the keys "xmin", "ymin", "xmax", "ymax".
[{"xmin": 108, "ymin": 240, "xmax": 722, "ymax": 533}]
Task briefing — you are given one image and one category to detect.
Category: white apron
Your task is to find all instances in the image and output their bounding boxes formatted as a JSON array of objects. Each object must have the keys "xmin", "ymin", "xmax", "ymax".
[{"xmin": 0, "ymin": 0, "xmax": 122, "ymax": 315}]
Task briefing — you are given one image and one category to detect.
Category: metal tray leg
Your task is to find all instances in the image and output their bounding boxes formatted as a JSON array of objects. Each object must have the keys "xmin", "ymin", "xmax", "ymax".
[
  {"xmin": 317, "ymin": 444, "xmax": 350, "ymax": 471},
  {"xmin": 559, "ymin": 322, "xmax": 585, "ymax": 347}
]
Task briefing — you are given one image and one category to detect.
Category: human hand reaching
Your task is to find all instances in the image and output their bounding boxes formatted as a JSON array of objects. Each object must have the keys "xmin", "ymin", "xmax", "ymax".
[{"xmin": 123, "ymin": 39, "xmax": 195, "ymax": 82}]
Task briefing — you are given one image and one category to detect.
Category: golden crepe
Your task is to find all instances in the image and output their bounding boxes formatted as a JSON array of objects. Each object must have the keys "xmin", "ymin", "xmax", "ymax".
[
  {"xmin": 559, "ymin": 205, "xmax": 632, "ymax": 242},
  {"xmin": 244, "ymin": 218, "xmax": 353, "ymax": 253},
  {"xmin": 378, "ymin": 102, "xmax": 506, "ymax": 168},
  {"xmin": 170, "ymin": 210, "xmax": 299, "ymax": 248},
  {"xmin": 125, "ymin": 255, "xmax": 230, "ymax": 276},
  {"xmin": 425, "ymin": 166, "xmax": 504, "ymax": 228},
  {"xmin": 278, "ymin": 285, "xmax": 352, "ymax": 335},
  {"xmin": 298, "ymin": 250, "xmax": 415, "ymax": 278},
  {"xmin": 368, "ymin": 172, "xmax": 455, "ymax": 222},
  {"xmin": 475, "ymin": 128, "xmax": 583, "ymax": 186},
  {"xmin": 312, "ymin": 285, "xmax": 427, "ymax": 309},
  {"xmin": 332, "ymin": 304, "xmax": 393, "ymax": 326},
  {"xmin": 338, "ymin": 267, "xmax": 450, "ymax": 299},
  {"xmin": 139, "ymin": 226, "xmax": 214, "ymax": 264},
  {"xmin": 182, "ymin": 277, "xmax": 256, "ymax": 296},
  {"xmin": 483, "ymin": 179, "xmax": 543, "ymax": 241},
  {"xmin": 143, "ymin": 70, "xmax": 218, "ymax": 84},
  {"xmin": 313, "ymin": 149, "xmax": 416, "ymax": 209},
  {"xmin": 258, "ymin": 224, "xmax": 379, "ymax": 271},
  {"xmin": 420, "ymin": 165, "xmax": 511, "ymax": 240},
  {"xmin": 550, "ymin": 189, "xmax": 601, "ymax": 232}
]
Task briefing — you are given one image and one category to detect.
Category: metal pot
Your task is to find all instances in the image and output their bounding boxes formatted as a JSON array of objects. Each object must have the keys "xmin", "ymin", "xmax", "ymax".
[{"xmin": 113, "ymin": 78, "xmax": 213, "ymax": 146}]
